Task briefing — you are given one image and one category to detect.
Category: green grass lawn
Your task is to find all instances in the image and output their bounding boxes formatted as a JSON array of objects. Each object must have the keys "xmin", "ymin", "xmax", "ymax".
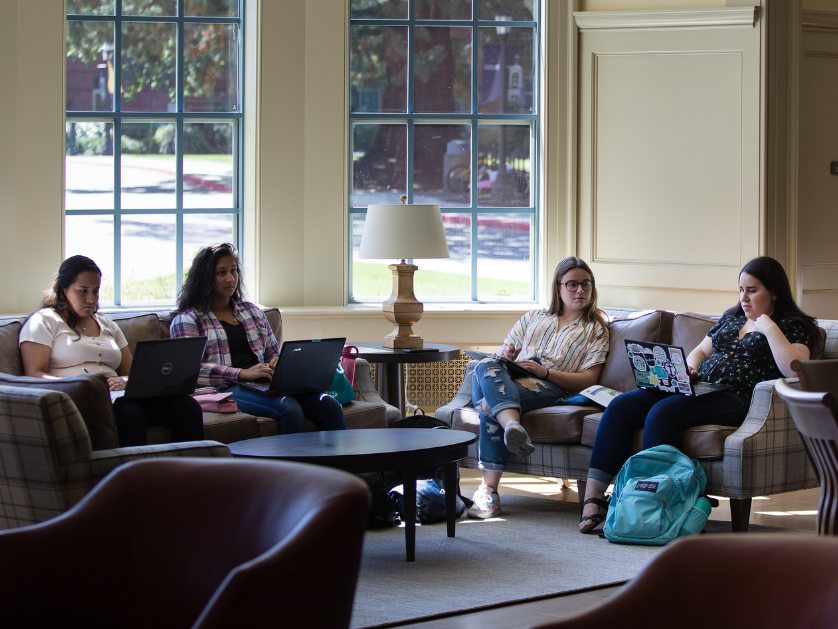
[{"xmin": 353, "ymin": 261, "xmax": 530, "ymax": 299}]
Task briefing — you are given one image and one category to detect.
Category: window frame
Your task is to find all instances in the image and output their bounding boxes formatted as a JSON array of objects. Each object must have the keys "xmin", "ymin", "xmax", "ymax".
[
  {"xmin": 348, "ymin": 1, "xmax": 540, "ymax": 304},
  {"xmin": 64, "ymin": 0, "xmax": 244, "ymax": 306}
]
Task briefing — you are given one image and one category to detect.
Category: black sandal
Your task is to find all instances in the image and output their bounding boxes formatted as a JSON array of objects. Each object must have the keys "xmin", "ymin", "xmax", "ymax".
[{"xmin": 579, "ymin": 497, "xmax": 608, "ymax": 534}]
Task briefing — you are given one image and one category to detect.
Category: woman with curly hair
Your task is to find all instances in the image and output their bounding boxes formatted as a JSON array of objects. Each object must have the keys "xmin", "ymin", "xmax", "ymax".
[{"xmin": 170, "ymin": 243, "xmax": 345, "ymax": 434}]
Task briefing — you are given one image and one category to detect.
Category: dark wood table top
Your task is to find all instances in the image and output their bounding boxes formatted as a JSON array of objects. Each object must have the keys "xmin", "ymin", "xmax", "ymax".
[
  {"xmin": 228, "ymin": 428, "xmax": 475, "ymax": 473},
  {"xmin": 347, "ymin": 342, "xmax": 460, "ymax": 364}
]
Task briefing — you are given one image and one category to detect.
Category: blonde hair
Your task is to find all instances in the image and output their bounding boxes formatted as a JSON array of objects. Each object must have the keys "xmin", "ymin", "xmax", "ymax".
[{"xmin": 547, "ymin": 256, "xmax": 606, "ymax": 333}]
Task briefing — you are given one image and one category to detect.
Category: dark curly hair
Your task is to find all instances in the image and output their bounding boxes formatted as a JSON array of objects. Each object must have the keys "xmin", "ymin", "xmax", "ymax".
[
  {"xmin": 175, "ymin": 243, "xmax": 245, "ymax": 314},
  {"xmin": 42, "ymin": 255, "xmax": 102, "ymax": 339},
  {"xmin": 726, "ymin": 256, "xmax": 819, "ymax": 344}
]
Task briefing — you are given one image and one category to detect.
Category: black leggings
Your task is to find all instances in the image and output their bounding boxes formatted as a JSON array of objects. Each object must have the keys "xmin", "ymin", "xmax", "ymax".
[{"xmin": 112, "ymin": 395, "xmax": 204, "ymax": 447}]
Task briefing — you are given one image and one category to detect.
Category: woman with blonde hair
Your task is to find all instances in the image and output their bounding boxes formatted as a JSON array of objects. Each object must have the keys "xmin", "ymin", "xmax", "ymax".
[{"xmin": 468, "ymin": 256, "xmax": 610, "ymax": 519}]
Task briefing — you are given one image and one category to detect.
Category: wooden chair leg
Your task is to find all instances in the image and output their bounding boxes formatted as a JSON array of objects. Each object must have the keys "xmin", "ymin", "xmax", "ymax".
[
  {"xmin": 730, "ymin": 497, "xmax": 752, "ymax": 532},
  {"xmin": 577, "ymin": 479, "xmax": 587, "ymax": 517}
]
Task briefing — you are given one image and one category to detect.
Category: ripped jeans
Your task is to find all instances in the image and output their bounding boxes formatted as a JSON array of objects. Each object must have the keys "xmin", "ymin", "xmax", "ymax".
[{"xmin": 472, "ymin": 359, "xmax": 567, "ymax": 472}]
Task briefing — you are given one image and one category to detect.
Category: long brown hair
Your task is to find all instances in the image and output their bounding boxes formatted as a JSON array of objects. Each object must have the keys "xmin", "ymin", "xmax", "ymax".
[
  {"xmin": 175, "ymin": 243, "xmax": 246, "ymax": 315},
  {"xmin": 547, "ymin": 257, "xmax": 606, "ymax": 333},
  {"xmin": 42, "ymin": 255, "xmax": 102, "ymax": 339}
]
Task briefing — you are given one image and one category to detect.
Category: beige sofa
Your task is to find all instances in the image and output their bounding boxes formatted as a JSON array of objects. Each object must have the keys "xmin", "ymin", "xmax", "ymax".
[
  {"xmin": 436, "ymin": 308, "xmax": 835, "ymax": 531},
  {"xmin": 0, "ymin": 308, "xmax": 388, "ymax": 448}
]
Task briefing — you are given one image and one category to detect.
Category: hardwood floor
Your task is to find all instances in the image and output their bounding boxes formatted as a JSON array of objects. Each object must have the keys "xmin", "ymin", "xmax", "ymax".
[{"xmin": 383, "ymin": 468, "xmax": 819, "ymax": 628}]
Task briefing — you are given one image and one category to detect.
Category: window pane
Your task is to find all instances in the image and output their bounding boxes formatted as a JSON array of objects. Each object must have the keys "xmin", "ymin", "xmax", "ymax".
[
  {"xmin": 66, "ymin": 122, "xmax": 115, "ymax": 209},
  {"xmin": 183, "ymin": 123, "xmax": 235, "ymax": 209},
  {"xmin": 122, "ymin": 0, "xmax": 176, "ymax": 16},
  {"xmin": 350, "ymin": 26, "xmax": 407, "ymax": 113},
  {"xmin": 478, "ymin": 0, "xmax": 534, "ymax": 21},
  {"xmin": 478, "ymin": 27, "xmax": 535, "ymax": 114},
  {"xmin": 186, "ymin": 0, "xmax": 238, "ymax": 17},
  {"xmin": 66, "ymin": 21, "xmax": 115, "ymax": 112},
  {"xmin": 121, "ymin": 122, "xmax": 176, "ymax": 209},
  {"xmin": 414, "ymin": 27, "xmax": 471, "ymax": 114},
  {"xmin": 414, "ymin": 214, "xmax": 471, "ymax": 300},
  {"xmin": 65, "ymin": 215, "xmax": 115, "ymax": 302},
  {"xmin": 121, "ymin": 215, "xmax": 176, "ymax": 301},
  {"xmin": 350, "ymin": 0, "xmax": 407, "ymax": 20},
  {"xmin": 416, "ymin": 0, "xmax": 471, "ymax": 20},
  {"xmin": 121, "ymin": 22, "xmax": 176, "ymax": 112},
  {"xmin": 352, "ymin": 124, "xmax": 407, "ymax": 207},
  {"xmin": 183, "ymin": 214, "xmax": 235, "ymax": 272},
  {"xmin": 477, "ymin": 124, "xmax": 531, "ymax": 207},
  {"xmin": 184, "ymin": 24, "xmax": 239, "ymax": 113},
  {"xmin": 477, "ymin": 213, "xmax": 531, "ymax": 300},
  {"xmin": 414, "ymin": 125, "xmax": 470, "ymax": 208},
  {"xmin": 351, "ymin": 213, "xmax": 392, "ymax": 301},
  {"xmin": 67, "ymin": 0, "xmax": 114, "ymax": 15}
]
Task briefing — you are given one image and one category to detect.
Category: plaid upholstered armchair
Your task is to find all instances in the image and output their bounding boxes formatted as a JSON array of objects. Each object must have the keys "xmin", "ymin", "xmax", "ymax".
[{"xmin": 0, "ymin": 385, "xmax": 230, "ymax": 530}]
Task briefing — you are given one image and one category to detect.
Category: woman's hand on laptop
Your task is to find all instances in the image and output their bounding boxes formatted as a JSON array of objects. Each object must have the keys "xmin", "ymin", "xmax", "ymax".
[
  {"xmin": 237, "ymin": 363, "xmax": 274, "ymax": 382},
  {"xmin": 688, "ymin": 366, "xmax": 700, "ymax": 382},
  {"xmin": 108, "ymin": 376, "xmax": 127, "ymax": 391},
  {"xmin": 268, "ymin": 356, "xmax": 278, "ymax": 370}
]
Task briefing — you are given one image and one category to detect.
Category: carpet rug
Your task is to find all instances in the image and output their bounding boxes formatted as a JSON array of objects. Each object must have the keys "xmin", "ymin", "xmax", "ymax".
[{"xmin": 350, "ymin": 493, "xmax": 811, "ymax": 629}]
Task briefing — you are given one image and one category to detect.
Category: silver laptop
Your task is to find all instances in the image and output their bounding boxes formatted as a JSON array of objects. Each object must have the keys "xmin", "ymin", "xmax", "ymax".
[
  {"xmin": 239, "ymin": 338, "xmax": 345, "ymax": 395},
  {"xmin": 624, "ymin": 339, "xmax": 731, "ymax": 397}
]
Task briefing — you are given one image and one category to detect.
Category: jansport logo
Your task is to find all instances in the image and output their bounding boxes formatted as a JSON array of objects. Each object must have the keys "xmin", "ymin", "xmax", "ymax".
[
  {"xmin": 635, "ymin": 481, "xmax": 659, "ymax": 493},
  {"xmin": 162, "ymin": 363, "xmax": 173, "ymax": 375}
]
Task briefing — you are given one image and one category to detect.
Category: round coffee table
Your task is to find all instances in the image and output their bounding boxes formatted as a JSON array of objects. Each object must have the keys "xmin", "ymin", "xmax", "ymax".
[
  {"xmin": 349, "ymin": 342, "xmax": 461, "ymax": 415},
  {"xmin": 229, "ymin": 428, "xmax": 476, "ymax": 561}
]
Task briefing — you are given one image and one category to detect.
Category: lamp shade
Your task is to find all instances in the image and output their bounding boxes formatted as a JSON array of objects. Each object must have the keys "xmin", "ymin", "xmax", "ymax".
[{"xmin": 359, "ymin": 204, "xmax": 450, "ymax": 260}]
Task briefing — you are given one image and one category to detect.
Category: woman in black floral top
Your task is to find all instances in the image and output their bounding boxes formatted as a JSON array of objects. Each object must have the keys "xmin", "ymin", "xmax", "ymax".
[{"xmin": 578, "ymin": 257, "xmax": 818, "ymax": 533}]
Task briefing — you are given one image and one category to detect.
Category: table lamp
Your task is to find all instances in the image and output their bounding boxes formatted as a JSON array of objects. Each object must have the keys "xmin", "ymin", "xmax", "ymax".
[{"xmin": 359, "ymin": 196, "xmax": 450, "ymax": 349}]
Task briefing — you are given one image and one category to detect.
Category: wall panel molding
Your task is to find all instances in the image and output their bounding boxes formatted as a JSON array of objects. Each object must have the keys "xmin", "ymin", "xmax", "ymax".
[
  {"xmin": 574, "ymin": 7, "xmax": 756, "ymax": 31},
  {"xmin": 803, "ymin": 10, "xmax": 838, "ymax": 31}
]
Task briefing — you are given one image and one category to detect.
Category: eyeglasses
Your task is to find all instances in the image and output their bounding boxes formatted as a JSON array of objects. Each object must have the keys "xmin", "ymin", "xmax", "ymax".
[{"xmin": 559, "ymin": 280, "xmax": 593, "ymax": 292}]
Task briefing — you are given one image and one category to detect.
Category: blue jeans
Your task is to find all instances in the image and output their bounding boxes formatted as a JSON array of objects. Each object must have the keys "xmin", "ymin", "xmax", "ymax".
[
  {"xmin": 587, "ymin": 388, "xmax": 750, "ymax": 484},
  {"xmin": 228, "ymin": 385, "xmax": 346, "ymax": 434},
  {"xmin": 472, "ymin": 359, "xmax": 567, "ymax": 472}
]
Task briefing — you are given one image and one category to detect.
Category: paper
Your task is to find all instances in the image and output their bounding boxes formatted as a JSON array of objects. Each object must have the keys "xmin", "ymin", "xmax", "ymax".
[
  {"xmin": 110, "ymin": 390, "xmax": 125, "ymax": 403},
  {"xmin": 578, "ymin": 385, "xmax": 622, "ymax": 408}
]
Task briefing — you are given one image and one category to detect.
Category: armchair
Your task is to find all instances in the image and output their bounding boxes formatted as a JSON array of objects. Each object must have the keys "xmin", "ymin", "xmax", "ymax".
[{"xmin": 0, "ymin": 385, "xmax": 230, "ymax": 530}]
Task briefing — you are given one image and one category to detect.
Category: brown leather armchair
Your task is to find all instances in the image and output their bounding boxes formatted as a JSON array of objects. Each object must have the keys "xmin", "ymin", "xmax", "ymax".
[
  {"xmin": 0, "ymin": 458, "xmax": 370, "ymax": 629},
  {"xmin": 532, "ymin": 534, "xmax": 838, "ymax": 629}
]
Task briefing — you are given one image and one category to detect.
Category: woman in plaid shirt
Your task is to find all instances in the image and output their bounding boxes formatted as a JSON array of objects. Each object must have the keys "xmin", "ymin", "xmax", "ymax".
[{"xmin": 170, "ymin": 244, "xmax": 345, "ymax": 434}]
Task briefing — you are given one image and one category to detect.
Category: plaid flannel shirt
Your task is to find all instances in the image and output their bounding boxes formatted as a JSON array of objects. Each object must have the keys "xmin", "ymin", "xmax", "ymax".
[{"xmin": 169, "ymin": 301, "xmax": 280, "ymax": 388}]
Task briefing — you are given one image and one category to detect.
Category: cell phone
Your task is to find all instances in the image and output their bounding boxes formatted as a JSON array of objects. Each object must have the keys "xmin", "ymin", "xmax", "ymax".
[{"xmin": 402, "ymin": 347, "xmax": 440, "ymax": 353}]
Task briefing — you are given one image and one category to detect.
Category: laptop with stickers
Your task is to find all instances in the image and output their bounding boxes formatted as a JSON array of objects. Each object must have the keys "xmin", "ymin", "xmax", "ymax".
[{"xmin": 624, "ymin": 339, "xmax": 731, "ymax": 397}]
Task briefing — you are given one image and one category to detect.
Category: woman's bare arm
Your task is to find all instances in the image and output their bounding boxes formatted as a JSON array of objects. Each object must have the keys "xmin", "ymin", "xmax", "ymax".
[
  {"xmin": 686, "ymin": 336, "xmax": 714, "ymax": 378},
  {"xmin": 20, "ymin": 341, "xmax": 59, "ymax": 379}
]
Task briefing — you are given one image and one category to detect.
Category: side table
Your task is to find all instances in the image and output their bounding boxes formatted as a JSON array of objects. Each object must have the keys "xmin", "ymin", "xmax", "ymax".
[{"xmin": 349, "ymin": 342, "xmax": 460, "ymax": 416}]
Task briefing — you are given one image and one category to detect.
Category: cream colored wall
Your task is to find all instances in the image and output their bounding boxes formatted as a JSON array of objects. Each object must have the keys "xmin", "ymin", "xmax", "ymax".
[
  {"xmin": 803, "ymin": 0, "xmax": 838, "ymax": 11},
  {"xmin": 579, "ymin": 0, "xmax": 724, "ymax": 9},
  {"xmin": 0, "ymin": 0, "xmax": 64, "ymax": 315}
]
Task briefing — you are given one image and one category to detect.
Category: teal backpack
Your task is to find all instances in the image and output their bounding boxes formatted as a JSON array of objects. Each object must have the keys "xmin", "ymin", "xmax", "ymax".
[{"xmin": 604, "ymin": 445, "xmax": 712, "ymax": 545}]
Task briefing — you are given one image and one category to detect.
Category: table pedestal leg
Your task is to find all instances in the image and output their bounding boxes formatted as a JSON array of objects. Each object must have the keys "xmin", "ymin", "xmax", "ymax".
[
  {"xmin": 375, "ymin": 363, "xmax": 406, "ymax": 416},
  {"xmin": 444, "ymin": 461, "xmax": 457, "ymax": 538},
  {"xmin": 402, "ymin": 467, "xmax": 417, "ymax": 561}
]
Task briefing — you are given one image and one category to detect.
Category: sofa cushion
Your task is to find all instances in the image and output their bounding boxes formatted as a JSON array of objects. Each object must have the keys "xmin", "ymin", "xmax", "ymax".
[
  {"xmin": 342, "ymin": 401, "xmax": 388, "ymax": 429},
  {"xmin": 598, "ymin": 310, "xmax": 674, "ymax": 392},
  {"xmin": 107, "ymin": 313, "xmax": 161, "ymax": 355},
  {"xmin": 0, "ymin": 320, "xmax": 25, "ymax": 376},
  {"xmin": 581, "ymin": 412, "xmax": 733, "ymax": 460},
  {"xmin": 672, "ymin": 312, "xmax": 717, "ymax": 355},
  {"xmin": 263, "ymin": 308, "xmax": 282, "ymax": 342},
  {"xmin": 0, "ymin": 372, "xmax": 118, "ymax": 450},
  {"xmin": 812, "ymin": 327, "xmax": 826, "ymax": 360},
  {"xmin": 201, "ymin": 411, "xmax": 259, "ymax": 444}
]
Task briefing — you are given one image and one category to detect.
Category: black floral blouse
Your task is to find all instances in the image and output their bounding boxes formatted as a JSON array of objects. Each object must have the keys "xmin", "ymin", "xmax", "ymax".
[{"xmin": 697, "ymin": 313, "xmax": 814, "ymax": 399}]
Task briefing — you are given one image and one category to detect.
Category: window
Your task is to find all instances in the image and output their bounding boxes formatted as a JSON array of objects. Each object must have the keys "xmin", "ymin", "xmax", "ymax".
[
  {"xmin": 65, "ymin": 0, "xmax": 242, "ymax": 305},
  {"xmin": 349, "ymin": 0, "xmax": 539, "ymax": 303}
]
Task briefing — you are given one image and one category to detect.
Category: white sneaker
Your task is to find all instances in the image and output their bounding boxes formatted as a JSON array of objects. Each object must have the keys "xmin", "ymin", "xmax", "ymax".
[
  {"xmin": 467, "ymin": 486, "xmax": 502, "ymax": 519},
  {"xmin": 504, "ymin": 420, "xmax": 535, "ymax": 458}
]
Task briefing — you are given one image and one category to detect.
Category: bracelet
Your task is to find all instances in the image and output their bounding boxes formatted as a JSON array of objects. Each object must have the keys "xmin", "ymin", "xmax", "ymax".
[{"xmin": 543, "ymin": 365, "xmax": 549, "ymax": 379}]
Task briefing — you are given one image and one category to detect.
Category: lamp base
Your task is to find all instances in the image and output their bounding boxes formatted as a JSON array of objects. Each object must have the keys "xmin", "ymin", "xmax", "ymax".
[{"xmin": 382, "ymin": 262, "xmax": 424, "ymax": 349}]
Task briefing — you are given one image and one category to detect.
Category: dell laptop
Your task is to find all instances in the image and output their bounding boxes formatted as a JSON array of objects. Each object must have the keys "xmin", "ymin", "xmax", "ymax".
[
  {"xmin": 624, "ymin": 339, "xmax": 731, "ymax": 397},
  {"xmin": 111, "ymin": 336, "xmax": 208, "ymax": 402},
  {"xmin": 239, "ymin": 337, "xmax": 346, "ymax": 395}
]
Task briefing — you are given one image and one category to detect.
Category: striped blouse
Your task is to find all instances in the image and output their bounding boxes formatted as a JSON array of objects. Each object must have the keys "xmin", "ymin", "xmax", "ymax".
[{"xmin": 504, "ymin": 309, "xmax": 610, "ymax": 373}]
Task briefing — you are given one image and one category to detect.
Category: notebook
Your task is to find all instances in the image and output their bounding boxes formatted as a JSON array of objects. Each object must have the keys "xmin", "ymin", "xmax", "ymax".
[
  {"xmin": 238, "ymin": 338, "xmax": 346, "ymax": 395},
  {"xmin": 624, "ymin": 339, "xmax": 731, "ymax": 397},
  {"xmin": 112, "ymin": 337, "xmax": 208, "ymax": 402},
  {"xmin": 462, "ymin": 350, "xmax": 539, "ymax": 378}
]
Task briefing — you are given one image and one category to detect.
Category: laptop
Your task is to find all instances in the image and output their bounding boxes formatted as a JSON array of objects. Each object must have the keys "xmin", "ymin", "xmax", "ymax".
[
  {"xmin": 462, "ymin": 350, "xmax": 540, "ymax": 379},
  {"xmin": 238, "ymin": 338, "xmax": 346, "ymax": 395},
  {"xmin": 624, "ymin": 339, "xmax": 731, "ymax": 397},
  {"xmin": 112, "ymin": 337, "xmax": 208, "ymax": 402}
]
